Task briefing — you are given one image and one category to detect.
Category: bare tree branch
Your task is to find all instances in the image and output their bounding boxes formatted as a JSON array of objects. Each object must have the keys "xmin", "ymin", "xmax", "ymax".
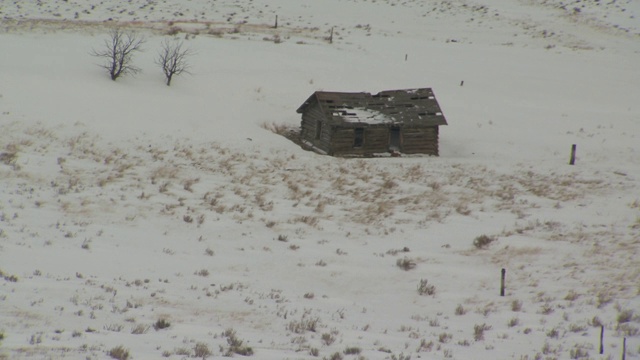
[
  {"xmin": 91, "ymin": 29, "xmax": 145, "ymax": 81},
  {"xmin": 156, "ymin": 39, "xmax": 192, "ymax": 86}
]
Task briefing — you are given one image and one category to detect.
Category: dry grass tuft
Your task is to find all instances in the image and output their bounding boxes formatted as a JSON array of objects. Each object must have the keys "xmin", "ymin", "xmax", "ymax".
[
  {"xmin": 473, "ymin": 323, "xmax": 491, "ymax": 341},
  {"xmin": 396, "ymin": 257, "xmax": 416, "ymax": 271},
  {"xmin": 511, "ymin": 299, "xmax": 523, "ymax": 312},
  {"xmin": 288, "ymin": 315, "xmax": 320, "ymax": 334},
  {"xmin": 108, "ymin": 345, "xmax": 130, "ymax": 360},
  {"xmin": 473, "ymin": 235, "xmax": 496, "ymax": 249},
  {"xmin": 417, "ymin": 279, "xmax": 436, "ymax": 296},
  {"xmin": 0, "ymin": 144, "xmax": 19, "ymax": 168}
]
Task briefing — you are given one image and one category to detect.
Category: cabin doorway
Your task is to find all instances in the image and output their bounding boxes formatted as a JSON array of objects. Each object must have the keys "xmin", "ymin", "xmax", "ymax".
[{"xmin": 389, "ymin": 127, "xmax": 401, "ymax": 151}]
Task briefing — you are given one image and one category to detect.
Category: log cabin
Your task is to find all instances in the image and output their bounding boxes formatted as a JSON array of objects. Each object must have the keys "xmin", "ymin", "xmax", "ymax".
[{"xmin": 296, "ymin": 88, "xmax": 447, "ymax": 157}]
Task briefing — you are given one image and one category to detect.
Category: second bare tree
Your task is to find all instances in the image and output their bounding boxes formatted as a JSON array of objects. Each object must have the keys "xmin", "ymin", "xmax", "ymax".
[{"xmin": 156, "ymin": 40, "xmax": 192, "ymax": 86}]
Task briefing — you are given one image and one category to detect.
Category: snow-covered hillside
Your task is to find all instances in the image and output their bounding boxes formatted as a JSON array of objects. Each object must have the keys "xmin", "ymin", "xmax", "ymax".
[{"xmin": 1, "ymin": 1, "xmax": 639, "ymax": 359}]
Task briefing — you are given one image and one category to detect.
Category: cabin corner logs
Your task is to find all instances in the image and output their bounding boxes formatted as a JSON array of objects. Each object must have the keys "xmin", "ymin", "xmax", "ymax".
[{"xmin": 296, "ymin": 88, "xmax": 447, "ymax": 157}]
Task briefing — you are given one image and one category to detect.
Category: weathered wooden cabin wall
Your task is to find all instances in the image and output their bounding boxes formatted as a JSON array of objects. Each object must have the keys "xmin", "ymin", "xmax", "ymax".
[
  {"xmin": 402, "ymin": 126, "xmax": 439, "ymax": 155},
  {"xmin": 329, "ymin": 126, "xmax": 439, "ymax": 157},
  {"xmin": 300, "ymin": 102, "xmax": 332, "ymax": 153},
  {"xmin": 330, "ymin": 127, "xmax": 389, "ymax": 156}
]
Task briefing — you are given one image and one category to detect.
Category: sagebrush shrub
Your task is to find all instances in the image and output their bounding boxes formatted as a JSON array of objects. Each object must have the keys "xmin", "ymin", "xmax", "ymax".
[
  {"xmin": 321, "ymin": 332, "xmax": 335, "ymax": 346},
  {"xmin": 617, "ymin": 309, "xmax": 634, "ymax": 324},
  {"xmin": 344, "ymin": 346, "xmax": 361, "ymax": 355},
  {"xmin": 438, "ymin": 332, "xmax": 452, "ymax": 343},
  {"xmin": 473, "ymin": 235, "xmax": 495, "ymax": 249},
  {"xmin": 417, "ymin": 338, "xmax": 434, "ymax": 352},
  {"xmin": 473, "ymin": 323, "xmax": 491, "ymax": 341},
  {"xmin": 569, "ymin": 347, "xmax": 589, "ymax": 359},
  {"xmin": 288, "ymin": 316, "xmax": 319, "ymax": 334},
  {"xmin": 564, "ymin": 290, "xmax": 579, "ymax": 301},
  {"xmin": 417, "ymin": 279, "xmax": 436, "ymax": 296},
  {"xmin": 153, "ymin": 318, "xmax": 170, "ymax": 330},
  {"xmin": 174, "ymin": 347, "xmax": 191, "ymax": 356},
  {"xmin": 108, "ymin": 345, "xmax": 130, "ymax": 360},
  {"xmin": 511, "ymin": 299, "xmax": 523, "ymax": 312},
  {"xmin": 568, "ymin": 323, "xmax": 586, "ymax": 333},
  {"xmin": 0, "ymin": 147, "xmax": 18, "ymax": 167},
  {"xmin": 223, "ymin": 328, "xmax": 253, "ymax": 356},
  {"xmin": 194, "ymin": 342, "xmax": 212, "ymax": 358},
  {"xmin": 396, "ymin": 257, "xmax": 416, "ymax": 271},
  {"xmin": 195, "ymin": 269, "xmax": 209, "ymax": 277}
]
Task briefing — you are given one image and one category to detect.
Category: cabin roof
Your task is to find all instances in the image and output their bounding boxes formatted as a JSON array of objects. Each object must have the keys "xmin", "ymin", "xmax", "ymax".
[{"xmin": 296, "ymin": 88, "xmax": 447, "ymax": 127}]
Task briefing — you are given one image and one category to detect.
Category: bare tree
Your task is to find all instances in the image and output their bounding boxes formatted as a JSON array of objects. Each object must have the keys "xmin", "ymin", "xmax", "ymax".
[
  {"xmin": 156, "ymin": 40, "xmax": 192, "ymax": 86},
  {"xmin": 92, "ymin": 29, "xmax": 145, "ymax": 81}
]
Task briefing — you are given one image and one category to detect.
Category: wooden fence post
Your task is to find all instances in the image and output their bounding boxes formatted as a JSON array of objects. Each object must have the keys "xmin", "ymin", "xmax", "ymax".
[
  {"xmin": 622, "ymin": 337, "xmax": 626, "ymax": 360},
  {"xmin": 329, "ymin": 27, "xmax": 334, "ymax": 44},
  {"xmin": 599, "ymin": 325, "xmax": 604, "ymax": 354},
  {"xmin": 569, "ymin": 144, "xmax": 577, "ymax": 165},
  {"xmin": 500, "ymin": 268, "xmax": 506, "ymax": 296},
  {"xmin": 274, "ymin": 15, "xmax": 278, "ymax": 29}
]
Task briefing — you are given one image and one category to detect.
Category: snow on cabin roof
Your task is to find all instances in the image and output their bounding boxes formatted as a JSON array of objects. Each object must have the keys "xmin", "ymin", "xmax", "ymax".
[
  {"xmin": 296, "ymin": 88, "xmax": 447, "ymax": 127},
  {"xmin": 340, "ymin": 107, "xmax": 393, "ymax": 124}
]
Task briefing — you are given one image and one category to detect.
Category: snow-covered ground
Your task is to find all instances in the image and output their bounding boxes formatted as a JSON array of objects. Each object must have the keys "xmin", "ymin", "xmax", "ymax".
[{"xmin": 1, "ymin": 0, "xmax": 639, "ymax": 359}]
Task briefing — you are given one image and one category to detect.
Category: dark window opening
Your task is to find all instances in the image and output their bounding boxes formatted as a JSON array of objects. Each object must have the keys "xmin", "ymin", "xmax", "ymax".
[
  {"xmin": 389, "ymin": 127, "xmax": 401, "ymax": 151},
  {"xmin": 353, "ymin": 128, "xmax": 364, "ymax": 148}
]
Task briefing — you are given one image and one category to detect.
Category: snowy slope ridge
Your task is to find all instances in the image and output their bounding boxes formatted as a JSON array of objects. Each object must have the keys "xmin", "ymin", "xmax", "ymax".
[{"xmin": 1, "ymin": 0, "xmax": 639, "ymax": 359}]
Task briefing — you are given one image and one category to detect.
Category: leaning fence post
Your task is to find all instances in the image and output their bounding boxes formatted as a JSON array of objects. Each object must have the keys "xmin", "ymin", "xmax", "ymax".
[
  {"xmin": 599, "ymin": 325, "xmax": 604, "ymax": 354},
  {"xmin": 500, "ymin": 268, "xmax": 506, "ymax": 296},
  {"xmin": 569, "ymin": 144, "xmax": 577, "ymax": 165},
  {"xmin": 329, "ymin": 27, "xmax": 334, "ymax": 44}
]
